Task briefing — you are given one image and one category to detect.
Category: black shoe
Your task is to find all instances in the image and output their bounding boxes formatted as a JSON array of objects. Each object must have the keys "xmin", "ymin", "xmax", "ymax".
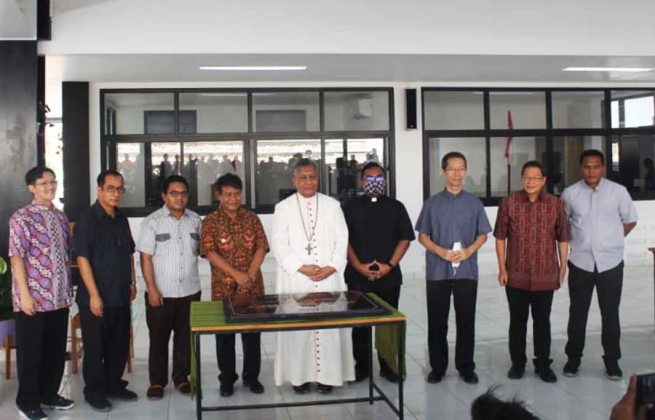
[
  {"xmin": 426, "ymin": 371, "xmax": 444, "ymax": 384},
  {"xmin": 220, "ymin": 383, "xmax": 234, "ymax": 397},
  {"xmin": 85, "ymin": 395, "xmax": 112, "ymax": 412},
  {"xmin": 535, "ymin": 366, "xmax": 557, "ymax": 383},
  {"xmin": 108, "ymin": 388, "xmax": 138, "ymax": 401},
  {"xmin": 243, "ymin": 380, "xmax": 265, "ymax": 394},
  {"xmin": 293, "ymin": 383, "xmax": 310, "ymax": 394},
  {"xmin": 605, "ymin": 360, "xmax": 623, "ymax": 381},
  {"xmin": 18, "ymin": 407, "xmax": 49, "ymax": 420},
  {"xmin": 41, "ymin": 395, "xmax": 75, "ymax": 410},
  {"xmin": 354, "ymin": 370, "xmax": 369, "ymax": 383},
  {"xmin": 146, "ymin": 385, "xmax": 165, "ymax": 400},
  {"xmin": 460, "ymin": 371, "xmax": 479, "ymax": 384},
  {"xmin": 562, "ymin": 360, "xmax": 580, "ymax": 378},
  {"xmin": 316, "ymin": 383, "xmax": 333, "ymax": 394},
  {"xmin": 507, "ymin": 366, "xmax": 524, "ymax": 380},
  {"xmin": 380, "ymin": 370, "xmax": 400, "ymax": 383}
]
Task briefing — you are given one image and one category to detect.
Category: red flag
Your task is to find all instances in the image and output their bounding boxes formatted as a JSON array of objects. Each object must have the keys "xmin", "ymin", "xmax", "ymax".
[{"xmin": 503, "ymin": 110, "xmax": 514, "ymax": 159}]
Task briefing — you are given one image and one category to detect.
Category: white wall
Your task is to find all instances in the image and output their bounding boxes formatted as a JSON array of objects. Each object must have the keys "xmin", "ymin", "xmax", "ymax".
[
  {"xmin": 90, "ymin": 82, "xmax": 655, "ymax": 285},
  {"xmin": 41, "ymin": 0, "xmax": 655, "ymax": 56}
]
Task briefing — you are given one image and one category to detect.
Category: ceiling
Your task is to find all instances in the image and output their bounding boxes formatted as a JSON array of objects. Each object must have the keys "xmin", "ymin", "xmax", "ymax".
[{"xmin": 44, "ymin": 53, "xmax": 655, "ymax": 118}]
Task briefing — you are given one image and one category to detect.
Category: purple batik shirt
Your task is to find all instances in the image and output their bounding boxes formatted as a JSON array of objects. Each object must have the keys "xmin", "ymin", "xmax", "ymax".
[{"xmin": 8, "ymin": 200, "xmax": 72, "ymax": 312}]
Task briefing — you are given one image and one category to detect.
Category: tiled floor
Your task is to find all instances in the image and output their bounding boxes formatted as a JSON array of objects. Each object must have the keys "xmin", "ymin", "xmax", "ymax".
[{"xmin": 1, "ymin": 265, "xmax": 653, "ymax": 419}]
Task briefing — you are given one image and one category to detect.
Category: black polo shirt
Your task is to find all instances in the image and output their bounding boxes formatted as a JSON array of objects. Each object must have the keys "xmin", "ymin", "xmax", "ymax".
[
  {"xmin": 74, "ymin": 201, "xmax": 135, "ymax": 308},
  {"xmin": 343, "ymin": 195, "xmax": 415, "ymax": 290}
]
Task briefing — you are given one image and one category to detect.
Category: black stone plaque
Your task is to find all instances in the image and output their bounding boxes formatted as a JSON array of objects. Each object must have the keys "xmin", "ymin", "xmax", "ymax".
[{"xmin": 223, "ymin": 291, "xmax": 390, "ymax": 323}]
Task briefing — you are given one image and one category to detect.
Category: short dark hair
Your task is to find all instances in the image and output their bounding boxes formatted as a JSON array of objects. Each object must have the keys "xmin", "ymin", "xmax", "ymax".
[
  {"xmin": 441, "ymin": 152, "xmax": 467, "ymax": 171},
  {"xmin": 521, "ymin": 160, "xmax": 546, "ymax": 177},
  {"xmin": 25, "ymin": 166, "xmax": 56, "ymax": 186},
  {"xmin": 293, "ymin": 158, "xmax": 318, "ymax": 176},
  {"xmin": 97, "ymin": 170, "xmax": 123, "ymax": 187},
  {"xmin": 361, "ymin": 161, "xmax": 385, "ymax": 179},
  {"xmin": 214, "ymin": 173, "xmax": 242, "ymax": 194},
  {"xmin": 579, "ymin": 149, "xmax": 605, "ymax": 166},
  {"xmin": 163, "ymin": 175, "xmax": 189, "ymax": 193},
  {"xmin": 471, "ymin": 388, "xmax": 540, "ymax": 420}
]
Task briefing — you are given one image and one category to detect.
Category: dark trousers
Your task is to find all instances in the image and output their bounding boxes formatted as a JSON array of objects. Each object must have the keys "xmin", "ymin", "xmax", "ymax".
[
  {"xmin": 426, "ymin": 280, "xmax": 478, "ymax": 374},
  {"xmin": 505, "ymin": 286, "xmax": 554, "ymax": 369},
  {"xmin": 348, "ymin": 283, "xmax": 401, "ymax": 375},
  {"xmin": 565, "ymin": 261, "xmax": 623, "ymax": 363},
  {"xmin": 215, "ymin": 332, "xmax": 261, "ymax": 385},
  {"xmin": 146, "ymin": 291, "xmax": 201, "ymax": 387},
  {"xmin": 15, "ymin": 308, "xmax": 69, "ymax": 411},
  {"xmin": 79, "ymin": 304, "xmax": 131, "ymax": 397}
]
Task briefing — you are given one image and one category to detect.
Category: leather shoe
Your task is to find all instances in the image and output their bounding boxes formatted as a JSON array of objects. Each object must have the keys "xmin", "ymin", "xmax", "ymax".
[
  {"xmin": 293, "ymin": 383, "xmax": 310, "ymax": 394},
  {"xmin": 380, "ymin": 370, "xmax": 400, "ymax": 383},
  {"xmin": 507, "ymin": 366, "xmax": 525, "ymax": 380},
  {"xmin": 426, "ymin": 371, "xmax": 444, "ymax": 384},
  {"xmin": 146, "ymin": 385, "xmax": 164, "ymax": 400},
  {"xmin": 316, "ymin": 383, "xmax": 333, "ymax": 394},
  {"xmin": 219, "ymin": 383, "xmax": 234, "ymax": 397},
  {"xmin": 460, "ymin": 371, "xmax": 479, "ymax": 384},
  {"xmin": 536, "ymin": 366, "xmax": 557, "ymax": 383},
  {"xmin": 243, "ymin": 380, "xmax": 265, "ymax": 394},
  {"xmin": 354, "ymin": 370, "xmax": 369, "ymax": 383}
]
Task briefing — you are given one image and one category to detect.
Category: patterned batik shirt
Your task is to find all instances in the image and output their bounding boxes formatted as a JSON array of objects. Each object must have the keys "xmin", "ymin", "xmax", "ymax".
[
  {"xmin": 200, "ymin": 207, "xmax": 269, "ymax": 300},
  {"xmin": 493, "ymin": 190, "xmax": 569, "ymax": 291},
  {"xmin": 8, "ymin": 200, "xmax": 72, "ymax": 312}
]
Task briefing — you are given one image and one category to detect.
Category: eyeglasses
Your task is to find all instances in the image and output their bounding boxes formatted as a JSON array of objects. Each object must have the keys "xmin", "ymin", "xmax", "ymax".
[
  {"xmin": 445, "ymin": 167, "xmax": 466, "ymax": 173},
  {"xmin": 522, "ymin": 176, "xmax": 544, "ymax": 182},
  {"xmin": 296, "ymin": 175, "xmax": 318, "ymax": 182},
  {"xmin": 168, "ymin": 190, "xmax": 190, "ymax": 198},
  {"xmin": 34, "ymin": 180, "xmax": 58, "ymax": 187},
  {"xmin": 364, "ymin": 176, "xmax": 385, "ymax": 182},
  {"xmin": 104, "ymin": 185, "xmax": 125, "ymax": 194}
]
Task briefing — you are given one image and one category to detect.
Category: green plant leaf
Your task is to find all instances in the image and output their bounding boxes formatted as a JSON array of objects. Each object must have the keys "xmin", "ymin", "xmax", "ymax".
[{"xmin": 0, "ymin": 258, "xmax": 6, "ymax": 275}]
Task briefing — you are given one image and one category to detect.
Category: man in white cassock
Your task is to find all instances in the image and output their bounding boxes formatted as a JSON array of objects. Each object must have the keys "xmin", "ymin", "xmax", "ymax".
[{"xmin": 271, "ymin": 158, "xmax": 355, "ymax": 395}]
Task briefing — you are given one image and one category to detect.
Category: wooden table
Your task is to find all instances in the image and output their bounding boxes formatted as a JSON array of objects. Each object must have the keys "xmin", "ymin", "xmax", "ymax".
[{"xmin": 190, "ymin": 295, "xmax": 407, "ymax": 420}]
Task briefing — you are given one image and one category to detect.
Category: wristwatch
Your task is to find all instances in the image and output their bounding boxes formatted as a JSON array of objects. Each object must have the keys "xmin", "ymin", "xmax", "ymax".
[{"xmin": 387, "ymin": 261, "xmax": 397, "ymax": 270}]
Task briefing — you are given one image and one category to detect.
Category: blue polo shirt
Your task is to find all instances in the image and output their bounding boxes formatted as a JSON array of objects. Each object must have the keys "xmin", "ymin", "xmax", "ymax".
[{"xmin": 415, "ymin": 190, "xmax": 491, "ymax": 281}]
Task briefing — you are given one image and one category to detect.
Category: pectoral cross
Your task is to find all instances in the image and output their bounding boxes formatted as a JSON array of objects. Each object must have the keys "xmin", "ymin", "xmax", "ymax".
[{"xmin": 305, "ymin": 243, "xmax": 312, "ymax": 255}]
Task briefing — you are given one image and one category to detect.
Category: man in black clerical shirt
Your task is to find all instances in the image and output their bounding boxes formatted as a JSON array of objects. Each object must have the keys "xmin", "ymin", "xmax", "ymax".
[{"xmin": 343, "ymin": 161, "xmax": 415, "ymax": 383}]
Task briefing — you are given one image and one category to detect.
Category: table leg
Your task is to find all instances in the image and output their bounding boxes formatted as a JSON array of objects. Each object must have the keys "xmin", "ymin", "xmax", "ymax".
[
  {"xmin": 368, "ymin": 325, "xmax": 373, "ymax": 404},
  {"xmin": 397, "ymin": 321, "xmax": 405, "ymax": 420},
  {"xmin": 195, "ymin": 333, "xmax": 202, "ymax": 420}
]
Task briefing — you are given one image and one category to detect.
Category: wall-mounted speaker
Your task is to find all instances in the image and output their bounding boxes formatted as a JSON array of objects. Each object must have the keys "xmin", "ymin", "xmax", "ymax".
[{"xmin": 405, "ymin": 89, "xmax": 417, "ymax": 130}]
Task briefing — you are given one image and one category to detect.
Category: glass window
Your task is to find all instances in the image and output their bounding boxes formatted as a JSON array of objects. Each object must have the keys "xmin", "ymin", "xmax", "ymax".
[
  {"xmin": 611, "ymin": 91, "xmax": 655, "ymax": 128},
  {"xmin": 179, "ymin": 92, "xmax": 248, "ymax": 133},
  {"xmin": 490, "ymin": 136, "xmax": 545, "ymax": 196},
  {"xmin": 551, "ymin": 135, "xmax": 604, "ymax": 195},
  {"xmin": 149, "ymin": 142, "xmax": 181, "ymax": 207},
  {"xmin": 255, "ymin": 139, "xmax": 321, "ymax": 208},
  {"xmin": 610, "ymin": 135, "xmax": 655, "ymax": 195},
  {"xmin": 551, "ymin": 91, "xmax": 605, "ymax": 129},
  {"xmin": 116, "ymin": 143, "xmax": 145, "ymax": 208},
  {"xmin": 423, "ymin": 91, "xmax": 484, "ymax": 130},
  {"xmin": 252, "ymin": 92, "xmax": 319, "ymax": 132},
  {"xmin": 324, "ymin": 91, "xmax": 390, "ymax": 131},
  {"xmin": 427, "ymin": 138, "xmax": 486, "ymax": 197},
  {"xmin": 182, "ymin": 141, "xmax": 245, "ymax": 206},
  {"xmin": 324, "ymin": 138, "xmax": 385, "ymax": 202},
  {"xmin": 105, "ymin": 93, "xmax": 175, "ymax": 135},
  {"xmin": 490, "ymin": 92, "xmax": 546, "ymax": 130}
]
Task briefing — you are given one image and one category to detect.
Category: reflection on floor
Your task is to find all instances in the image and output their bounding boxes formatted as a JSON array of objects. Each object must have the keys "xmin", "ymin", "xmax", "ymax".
[{"xmin": 0, "ymin": 265, "xmax": 653, "ymax": 420}]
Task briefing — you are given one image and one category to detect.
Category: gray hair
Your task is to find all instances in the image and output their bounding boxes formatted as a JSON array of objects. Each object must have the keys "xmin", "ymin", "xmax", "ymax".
[{"xmin": 292, "ymin": 158, "xmax": 318, "ymax": 176}]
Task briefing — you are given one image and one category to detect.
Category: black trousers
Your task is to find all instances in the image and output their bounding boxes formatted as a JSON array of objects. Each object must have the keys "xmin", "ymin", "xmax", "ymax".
[
  {"xmin": 215, "ymin": 332, "xmax": 261, "ymax": 385},
  {"xmin": 79, "ymin": 304, "xmax": 131, "ymax": 397},
  {"xmin": 565, "ymin": 261, "xmax": 623, "ymax": 363},
  {"xmin": 426, "ymin": 280, "xmax": 478, "ymax": 374},
  {"xmin": 348, "ymin": 283, "xmax": 401, "ymax": 375},
  {"xmin": 15, "ymin": 308, "xmax": 69, "ymax": 411},
  {"xmin": 146, "ymin": 291, "xmax": 201, "ymax": 387},
  {"xmin": 505, "ymin": 286, "xmax": 554, "ymax": 369}
]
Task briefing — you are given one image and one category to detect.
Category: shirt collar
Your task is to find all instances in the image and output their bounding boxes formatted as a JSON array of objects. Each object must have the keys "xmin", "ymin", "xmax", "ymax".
[
  {"xmin": 582, "ymin": 177, "xmax": 606, "ymax": 191},
  {"xmin": 92, "ymin": 200, "xmax": 121, "ymax": 219},
  {"xmin": 442, "ymin": 188, "xmax": 465, "ymax": 198},
  {"xmin": 161, "ymin": 205, "xmax": 188, "ymax": 218},
  {"xmin": 30, "ymin": 199, "xmax": 54, "ymax": 210},
  {"xmin": 298, "ymin": 192, "xmax": 317, "ymax": 204},
  {"xmin": 519, "ymin": 189, "xmax": 546, "ymax": 202}
]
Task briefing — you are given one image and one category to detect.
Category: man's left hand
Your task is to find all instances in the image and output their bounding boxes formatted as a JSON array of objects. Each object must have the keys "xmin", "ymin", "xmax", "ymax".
[
  {"xmin": 130, "ymin": 283, "xmax": 137, "ymax": 301},
  {"xmin": 558, "ymin": 265, "xmax": 567, "ymax": 286},
  {"xmin": 451, "ymin": 247, "xmax": 472, "ymax": 263},
  {"xmin": 371, "ymin": 260, "xmax": 392, "ymax": 281},
  {"xmin": 310, "ymin": 266, "xmax": 336, "ymax": 282}
]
